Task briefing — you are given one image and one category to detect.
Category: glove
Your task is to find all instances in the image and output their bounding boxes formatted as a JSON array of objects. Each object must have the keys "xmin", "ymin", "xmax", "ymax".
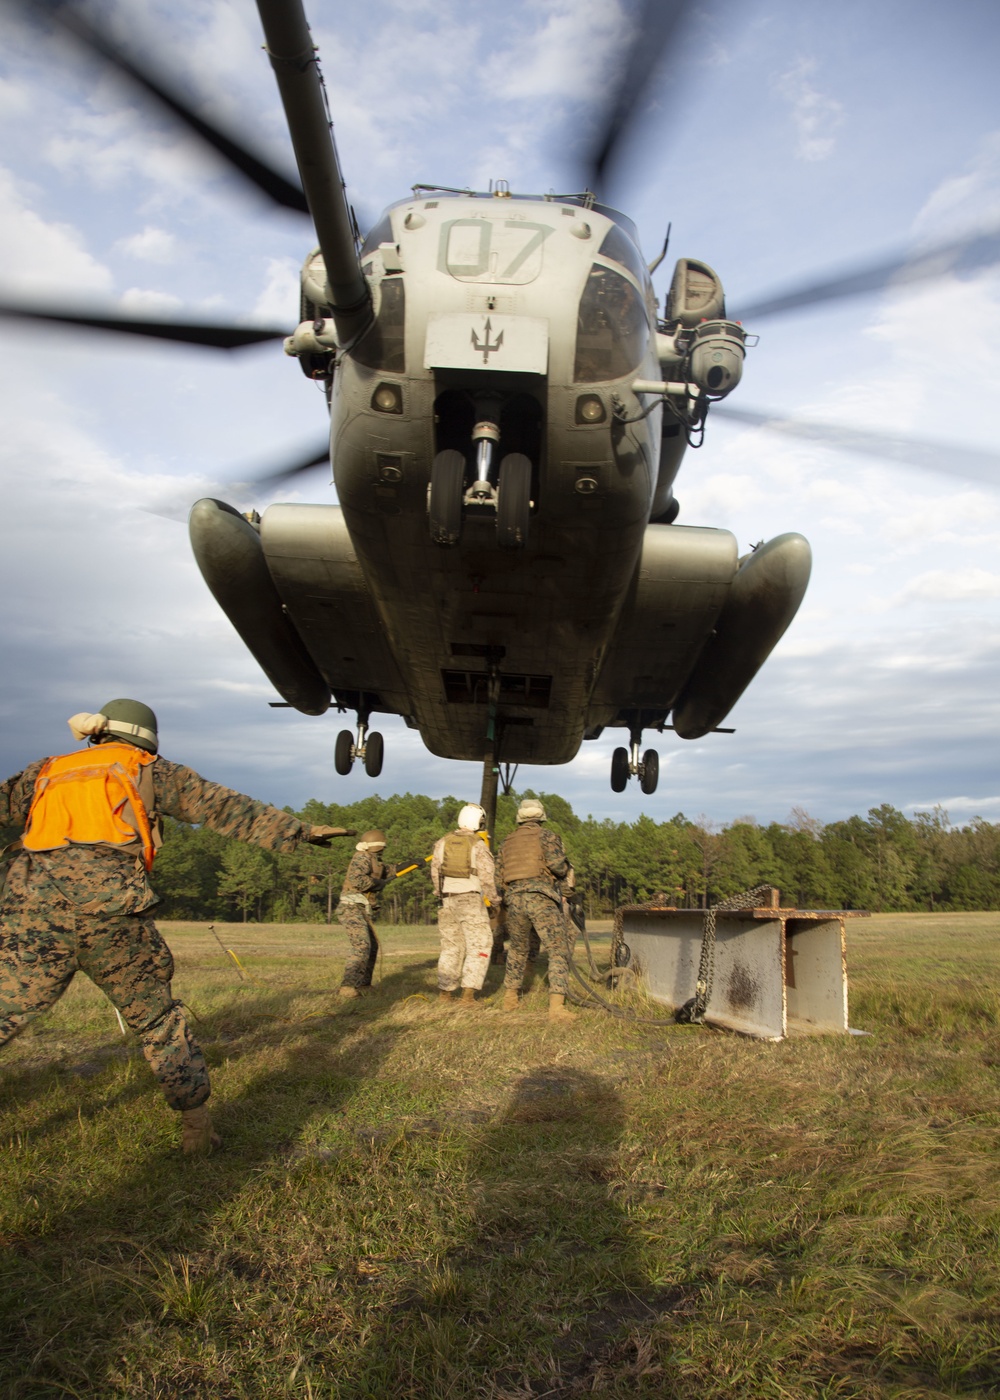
[
  {"xmin": 307, "ymin": 825, "xmax": 356, "ymax": 846},
  {"xmin": 369, "ymin": 877, "xmax": 389, "ymax": 893}
]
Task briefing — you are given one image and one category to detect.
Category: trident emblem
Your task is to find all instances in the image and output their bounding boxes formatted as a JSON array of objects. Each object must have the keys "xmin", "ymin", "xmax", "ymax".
[{"xmin": 471, "ymin": 317, "xmax": 504, "ymax": 364}]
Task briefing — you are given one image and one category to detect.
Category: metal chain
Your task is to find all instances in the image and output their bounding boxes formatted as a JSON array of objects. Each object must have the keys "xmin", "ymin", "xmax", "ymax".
[{"xmin": 677, "ymin": 884, "xmax": 776, "ymax": 1023}]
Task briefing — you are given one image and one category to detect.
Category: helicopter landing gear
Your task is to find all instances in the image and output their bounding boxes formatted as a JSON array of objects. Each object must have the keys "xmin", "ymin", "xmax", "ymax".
[
  {"xmin": 335, "ymin": 713, "xmax": 384, "ymax": 777},
  {"xmin": 429, "ymin": 449, "xmax": 465, "ymax": 546},
  {"xmin": 428, "ymin": 403, "xmax": 533, "ymax": 548},
  {"xmin": 334, "ymin": 729, "xmax": 354, "ymax": 775},
  {"xmin": 364, "ymin": 730, "xmax": 384, "ymax": 777},
  {"xmin": 610, "ymin": 730, "xmax": 660, "ymax": 794},
  {"xmin": 640, "ymin": 747, "xmax": 659, "ymax": 795},
  {"xmin": 497, "ymin": 453, "xmax": 531, "ymax": 549}
]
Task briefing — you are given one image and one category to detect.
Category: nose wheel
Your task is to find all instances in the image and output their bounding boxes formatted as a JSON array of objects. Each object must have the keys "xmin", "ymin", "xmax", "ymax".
[
  {"xmin": 610, "ymin": 733, "xmax": 659, "ymax": 794},
  {"xmin": 335, "ymin": 715, "xmax": 384, "ymax": 777},
  {"xmin": 428, "ymin": 412, "xmax": 533, "ymax": 549}
]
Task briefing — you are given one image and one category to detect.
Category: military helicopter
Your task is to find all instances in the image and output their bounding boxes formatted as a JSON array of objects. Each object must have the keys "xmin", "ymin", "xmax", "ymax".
[{"xmin": 3, "ymin": 0, "xmax": 998, "ymax": 829}]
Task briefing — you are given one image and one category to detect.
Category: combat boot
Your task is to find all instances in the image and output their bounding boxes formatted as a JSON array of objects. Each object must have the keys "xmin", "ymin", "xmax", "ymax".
[
  {"xmin": 338, "ymin": 986, "xmax": 359, "ymax": 1000},
  {"xmin": 180, "ymin": 1105, "xmax": 221, "ymax": 1154},
  {"xmin": 502, "ymin": 988, "xmax": 520, "ymax": 1011},
  {"xmin": 548, "ymin": 993, "xmax": 577, "ymax": 1023},
  {"xmin": 438, "ymin": 989, "xmax": 455, "ymax": 1004},
  {"xmin": 460, "ymin": 987, "xmax": 477, "ymax": 1006}
]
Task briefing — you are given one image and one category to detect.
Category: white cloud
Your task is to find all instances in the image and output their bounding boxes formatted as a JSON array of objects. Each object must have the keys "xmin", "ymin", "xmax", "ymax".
[
  {"xmin": 0, "ymin": 166, "xmax": 112, "ymax": 295},
  {"xmin": 914, "ymin": 130, "xmax": 1000, "ymax": 238},
  {"xmin": 115, "ymin": 226, "xmax": 177, "ymax": 263},
  {"xmin": 252, "ymin": 257, "xmax": 301, "ymax": 326},
  {"xmin": 488, "ymin": 0, "xmax": 628, "ymax": 101},
  {"xmin": 119, "ymin": 286, "xmax": 183, "ymax": 312},
  {"xmin": 886, "ymin": 567, "xmax": 1000, "ymax": 606},
  {"xmin": 773, "ymin": 57, "xmax": 844, "ymax": 162}
]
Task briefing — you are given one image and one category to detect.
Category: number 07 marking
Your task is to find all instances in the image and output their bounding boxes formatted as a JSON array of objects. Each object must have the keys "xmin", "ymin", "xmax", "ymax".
[{"xmin": 438, "ymin": 219, "xmax": 553, "ymax": 281}]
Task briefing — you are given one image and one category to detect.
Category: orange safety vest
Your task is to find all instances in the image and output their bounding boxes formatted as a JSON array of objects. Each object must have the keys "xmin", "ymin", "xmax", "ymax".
[{"xmin": 22, "ymin": 742, "xmax": 158, "ymax": 871}]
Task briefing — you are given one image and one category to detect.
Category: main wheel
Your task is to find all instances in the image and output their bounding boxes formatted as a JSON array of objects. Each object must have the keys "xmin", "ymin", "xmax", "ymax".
[
  {"xmin": 334, "ymin": 730, "xmax": 354, "ymax": 776},
  {"xmin": 640, "ymin": 748, "xmax": 659, "ymax": 795},
  {"xmin": 611, "ymin": 746, "xmax": 629, "ymax": 792},
  {"xmin": 429, "ymin": 449, "xmax": 465, "ymax": 546},
  {"xmin": 364, "ymin": 730, "xmax": 384, "ymax": 778},
  {"xmin": 496, "ymin": 452, "xmax": 531, "ymax": 549}
]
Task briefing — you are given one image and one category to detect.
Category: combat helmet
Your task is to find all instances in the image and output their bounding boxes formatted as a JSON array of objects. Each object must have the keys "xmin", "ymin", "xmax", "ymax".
[
  {"xmin": 516, "ymin": 799, "xmax": 546, "ymax": 824},
  {"xmin": 99, "ymin": 698, "xmax": 159, "ymax": 754},
  {"xmin": 358, "ymin": 829, "xmax": 386, "ymax": 850}
]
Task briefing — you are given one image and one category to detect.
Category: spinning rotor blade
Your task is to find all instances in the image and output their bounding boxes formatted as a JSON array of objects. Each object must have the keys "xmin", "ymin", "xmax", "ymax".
[
  {"xmin": 0, "ymin": 302, "xmax": 287, "ymax": 350},
  {"xmin": 735, "ymin": 225, "xmax": 1000, "ymax": 323},
  {"xmin": 583, "ymin": 0, "xmax": 686, "ymax": 193},
  {"xmin": 245, "ymin": 438, "xmax": 330, "ymax": 488},
  {"xmin": 144, "ymin": 439, "xmax": 330, "ymax": 522},
  {"xmin": 713, "ymin": 405, "xmax": 1000, "ymax": 484},
  {"xmin": 27, "ymin": 0, "xmax": 308, "ymax": 214}
]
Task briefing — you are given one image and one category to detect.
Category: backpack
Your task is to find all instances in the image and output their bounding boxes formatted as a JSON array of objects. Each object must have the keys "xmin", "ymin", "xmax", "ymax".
[{"xmin": 440, "ymin": 830, "xmax": 477, "ymax": 880}]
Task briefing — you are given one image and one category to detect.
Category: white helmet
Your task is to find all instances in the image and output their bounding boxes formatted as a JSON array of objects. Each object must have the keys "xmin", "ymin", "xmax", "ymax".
[{"xmin": 457, "ymin": 803, "xmax": 486, "ymax": 831}]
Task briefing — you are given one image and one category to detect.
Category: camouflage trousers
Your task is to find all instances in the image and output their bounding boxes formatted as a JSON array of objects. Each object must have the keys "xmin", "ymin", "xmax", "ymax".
[
  {"xmin": 0, "ymin": 900, "xmax": 209, "ymax": 1112},
  {"xmin": 437, "ymin": 893, "xmax": 493, "ymax": 991},
  {"xmin": 337, "ymin": 902, "xmax": 378, "ymax": 988},
  {"xmin": 503, "ymin": 889, "xmax": 572, "ymax": 996}
]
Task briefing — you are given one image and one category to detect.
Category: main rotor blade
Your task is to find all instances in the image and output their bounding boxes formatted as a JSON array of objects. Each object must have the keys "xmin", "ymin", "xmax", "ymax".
[
  {"xmin": 145, "ymin": 439, "xmax": 330, "ymax": 522},
  {"xmin": 0, "ymin": 301, "xmax": 287, "ymax": 349},
  {"xmin": 713, "ymin": 404, "xmax": 1000, "ymax": 484},
  {"xmin": 582, "ymin": 0, "xmax": 687, "ymax": 193},
  {"xmin": 244, "ymin": 439, "xmax": 330, "ymax": 488},
  {"xmin": 32, "ymin": 0, "xmax": 308, "ymax": 215},
  {"xmin": 734, "ymin": 225, "xmax": 1000, "ymax": 323}
]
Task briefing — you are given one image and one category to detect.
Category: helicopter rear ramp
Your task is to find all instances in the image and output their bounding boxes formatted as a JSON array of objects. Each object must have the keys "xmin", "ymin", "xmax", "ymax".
[{"xmin": 614, "ymin": 892, "xmax": 865, "ymax": 1040}]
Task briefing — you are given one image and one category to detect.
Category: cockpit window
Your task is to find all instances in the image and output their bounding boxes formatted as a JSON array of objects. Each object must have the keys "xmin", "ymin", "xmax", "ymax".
[
  {"xmin": 360, "ymin": 212, "xmax": 393, "ymax": 256},
  {"xmin": 574, "ymin": 265, "xmax": 648, "ymax": 383},
  {"xmin": 352, "ymin": 277, "xmax": 405, "ymax": 372},
  {"xmin": 598, "ymin": 224, "xmax": 648, "ymax": 288}
]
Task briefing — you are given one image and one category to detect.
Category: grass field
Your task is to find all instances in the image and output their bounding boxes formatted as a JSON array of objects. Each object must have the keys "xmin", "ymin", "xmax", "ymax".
[{"xmin": 1, "ymin": 913, "xmax": 999, "ymax": 1398}]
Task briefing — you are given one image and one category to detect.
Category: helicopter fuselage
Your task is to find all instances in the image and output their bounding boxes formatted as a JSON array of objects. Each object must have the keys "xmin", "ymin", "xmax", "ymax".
[
  {"xmin": 325, "ymin": 191, "xmax": 663, "ymax": 763},
  {"xmin": 191, "ymin": 185, "xmax": 811, "ymax": 783}
]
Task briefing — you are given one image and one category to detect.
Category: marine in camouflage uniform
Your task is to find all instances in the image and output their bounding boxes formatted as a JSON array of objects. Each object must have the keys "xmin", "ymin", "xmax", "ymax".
[
  {"xmin": 0, "ymin": 700, "xmax": 351, "ymax": 1152},
  {"xmin": 336, "ymin": 829, "xmax": 405, "ymax": 995},
  {"xmin": 430, "ymin": 803, "xmax": 499, "ymax": 1004},
  {"xmin": 495, "ymin": 799, "xmax": 577, "ymax": 1021}
]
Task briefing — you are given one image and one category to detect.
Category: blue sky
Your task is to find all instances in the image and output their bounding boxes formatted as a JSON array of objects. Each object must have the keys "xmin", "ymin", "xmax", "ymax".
[{"xmin": 0, "ymin": 0, "xmax": 998, "ymax": 828}]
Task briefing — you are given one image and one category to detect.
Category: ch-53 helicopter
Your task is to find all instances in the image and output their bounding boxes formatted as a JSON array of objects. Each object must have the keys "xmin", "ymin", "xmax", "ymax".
[{"xmin": 3, "ymin": 0, "xmax": 998, "ymax": 830}]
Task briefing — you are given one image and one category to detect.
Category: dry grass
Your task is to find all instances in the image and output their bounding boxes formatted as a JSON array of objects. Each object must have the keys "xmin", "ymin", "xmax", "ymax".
[{"xmin": 1, "ymin": 913, "xmax": 999, "ymax": 1397}]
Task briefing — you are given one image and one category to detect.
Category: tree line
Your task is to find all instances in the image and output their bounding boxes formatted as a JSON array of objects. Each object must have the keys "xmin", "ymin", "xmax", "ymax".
[{"xmin": 143, "ymin": 793, "xmax": 999, "ymax": 923}]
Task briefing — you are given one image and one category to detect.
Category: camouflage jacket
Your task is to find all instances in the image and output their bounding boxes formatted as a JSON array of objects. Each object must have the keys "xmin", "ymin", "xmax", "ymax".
[
  {"xmin": 0, "ymin": 752, "xmax": 310, "ymax": 916},
  {"xmin": 341, "ymin": 848, "xmax": 407, "ymax": 916},
  {"xmin": 430, "ymin": 832, "xmax": 499, "ymax": 904},
  {"xmin": 495, "ymin": 822, "xmax": 572, "ymax": 903}
]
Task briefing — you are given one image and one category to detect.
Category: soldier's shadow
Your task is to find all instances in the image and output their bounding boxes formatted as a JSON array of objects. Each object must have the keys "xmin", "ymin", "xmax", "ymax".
[
  {"xmin": 0, "ymin": 977, "xmax": 414, "ymax": 1394},
  {"xmin": 342, "ymin": 1064, "xmax": 684, "ymax": 1395}
]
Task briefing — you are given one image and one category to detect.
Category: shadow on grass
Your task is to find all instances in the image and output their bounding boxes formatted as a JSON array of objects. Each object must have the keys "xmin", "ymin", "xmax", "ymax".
[
  {"xmin": 0, "ymin": 975, "xmax": 415, "ymax": 1397},
  {"xmin": 339, "ymin": 1064, "xmax": 683, "ymax": 1398},
  {"xmin": 0, "ymin": 953, "xmax": 686, "ymax": 1397}
]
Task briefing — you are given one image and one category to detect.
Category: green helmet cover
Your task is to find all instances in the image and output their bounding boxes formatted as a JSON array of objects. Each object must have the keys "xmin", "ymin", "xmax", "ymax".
[{"xmin": 99, "ymin": 698, "xmax": 159, "ymax": 754}]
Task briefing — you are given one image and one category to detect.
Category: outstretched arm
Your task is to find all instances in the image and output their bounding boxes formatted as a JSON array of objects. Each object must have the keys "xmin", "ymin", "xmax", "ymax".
[
  {"xmin": 153, "ymin": 757, "xmax": 320, "ymax": 851},
  {"xmin": 306, "ymin": 825, "xmax": 358, "ymax": 846}
]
